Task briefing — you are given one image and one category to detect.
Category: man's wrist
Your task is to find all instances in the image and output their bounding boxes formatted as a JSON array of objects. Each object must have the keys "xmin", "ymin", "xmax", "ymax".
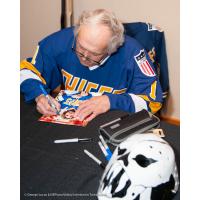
[
  {"xmin": 103, "ymin": 95, "xmax": 111, "ymax": 110},
  {"xmin": 35, "ymin": 94, "xmax": 44, "ymax": 103}
]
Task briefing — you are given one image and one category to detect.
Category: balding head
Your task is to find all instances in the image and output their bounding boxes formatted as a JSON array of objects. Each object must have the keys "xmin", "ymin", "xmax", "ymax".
[{"xmin": 78, "ymin": 24, "xmax": 112, "ymax": 55}]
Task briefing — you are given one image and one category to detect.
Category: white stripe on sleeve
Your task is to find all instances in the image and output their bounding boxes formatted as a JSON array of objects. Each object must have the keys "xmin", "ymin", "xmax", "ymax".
[
  {"xmin": 128, "ymin": 93, "xmax": 148, "ymax": 112},
  {"xmin": 20, "ymin": 69, "xmax": 42, "ymax": 84}
]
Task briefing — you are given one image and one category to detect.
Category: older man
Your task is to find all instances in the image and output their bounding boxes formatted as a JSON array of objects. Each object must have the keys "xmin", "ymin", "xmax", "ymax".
[{"xmin": 20, "ymin": 9, "xmax": 163, "ymax": 122}]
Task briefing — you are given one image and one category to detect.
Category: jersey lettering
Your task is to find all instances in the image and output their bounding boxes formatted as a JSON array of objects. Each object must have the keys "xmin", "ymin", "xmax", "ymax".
[
  {"xmin": 99, "ymin": 86, "xmax": 113, "ymax": 94},
  {"xmin": 77, "ymin": 79, "xmax": 87, "ymax": 91},
  {"xmin": 62, "ymin": 69, "xmax": 79, "ymax": 91},
  {"xmin": 61, "ymin": 69, "xmax": 126, "ymax": 95},
  {"xmin": 85, "ymin": 82, "xmax": 99, "ymax": 93}
]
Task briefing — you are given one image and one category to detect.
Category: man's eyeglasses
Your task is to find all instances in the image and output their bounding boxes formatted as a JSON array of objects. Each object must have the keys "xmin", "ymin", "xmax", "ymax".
[{"xmin": 71, "ymin": 37, "xmax": 107, "ymax": 66}]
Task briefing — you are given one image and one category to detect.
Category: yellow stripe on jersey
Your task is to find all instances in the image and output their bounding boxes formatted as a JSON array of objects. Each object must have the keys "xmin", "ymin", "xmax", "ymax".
[
  {"xmin": 149, "ymin": 102, "xmax": 162, "ymax": 114},
  {"xmin": 138, "ymin": 95, "xmax": 150, "ymax": 101},
  {"xmin": 31, "ymin": 45, "xmax": 39, "ymax": 65},
  {"xmin": 20, "ymin": 60, "xmax": 46, "ymax": 84},
  {"xmin": 150, "ymin": 81, "xmax": 157, "ymax": 100},
  {"xmin": 138, "ymin": 94, "xmax": 162, "ymax": 113},
  {"xmin": 113, "ymin": 88, "xmax": 127, "ymax": 94}
]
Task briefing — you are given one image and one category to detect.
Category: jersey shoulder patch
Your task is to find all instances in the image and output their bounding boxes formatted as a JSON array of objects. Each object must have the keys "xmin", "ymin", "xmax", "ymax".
[{"xmin": 134, "ymin": 49, "xmax": 156, "ymax": 77}]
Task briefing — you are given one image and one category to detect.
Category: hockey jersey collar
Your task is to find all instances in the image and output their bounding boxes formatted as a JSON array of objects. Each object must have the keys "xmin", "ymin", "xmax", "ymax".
[{"xmin": 88, "ymin": 55, "xmax": 110, "ymax": 71}]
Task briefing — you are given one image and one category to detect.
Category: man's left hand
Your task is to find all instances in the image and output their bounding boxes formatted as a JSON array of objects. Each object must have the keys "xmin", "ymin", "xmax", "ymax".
[{"xmin": 74, "ymin": 95, "xmax": 110, "ymax": 122}]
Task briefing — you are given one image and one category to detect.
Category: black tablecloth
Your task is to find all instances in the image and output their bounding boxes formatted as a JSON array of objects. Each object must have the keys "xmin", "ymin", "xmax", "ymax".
[{"xmin": 20, "ymin": 95, "xmax": 180, "ymax": 200}]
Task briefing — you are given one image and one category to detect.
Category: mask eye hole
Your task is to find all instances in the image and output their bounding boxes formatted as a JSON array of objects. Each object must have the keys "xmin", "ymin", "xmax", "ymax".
[
  {"xmin": 133, "ymin": 154, "xmax": 157, "ymax": 167},
  {"xmin": 118, "ymin": 147, "xmax": 127, "ymax": 156}
]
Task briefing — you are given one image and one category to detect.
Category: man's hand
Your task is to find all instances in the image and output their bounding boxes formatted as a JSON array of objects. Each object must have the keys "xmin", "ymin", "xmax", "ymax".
[
  {"xmin": 35, "ymin": 94, "xmax": 61, "ymax": 116},
  {"xmin": 74, "ymin": 95, "xmax": 110, "ymax": 122}
]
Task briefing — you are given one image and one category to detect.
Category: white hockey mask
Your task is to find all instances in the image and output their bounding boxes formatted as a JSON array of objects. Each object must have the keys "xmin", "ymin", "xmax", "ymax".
[{"xmin": 98, "ymin": 133, "xmax": 179, "ymax": 200}]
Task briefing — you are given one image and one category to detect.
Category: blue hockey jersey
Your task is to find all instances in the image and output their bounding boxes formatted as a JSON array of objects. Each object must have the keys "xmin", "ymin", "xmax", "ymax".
[
  {"xmin": 20, "ymin": 26, "xmax": 163, "ymax": 113},
  {"xmin": 123, "ymin": 22, "xmax": 169, "ymax": 99}
]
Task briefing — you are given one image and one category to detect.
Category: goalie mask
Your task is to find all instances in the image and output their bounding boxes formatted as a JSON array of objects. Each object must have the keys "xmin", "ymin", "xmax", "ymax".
[{"xmin": 98, "ymin": 133, "xmax": 179, "ymax": 200}]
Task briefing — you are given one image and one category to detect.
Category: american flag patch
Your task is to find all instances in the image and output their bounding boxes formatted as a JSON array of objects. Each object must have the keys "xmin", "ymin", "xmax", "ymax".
[{"xmin": 134, "ymin": 49, "xmax": 156, "ymax": 77}]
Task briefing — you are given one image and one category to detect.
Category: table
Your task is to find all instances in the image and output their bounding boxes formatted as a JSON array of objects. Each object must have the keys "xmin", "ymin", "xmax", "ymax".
[{"xmin": 20, "ymin": 95, "xmax": 180, "ymax": 200}]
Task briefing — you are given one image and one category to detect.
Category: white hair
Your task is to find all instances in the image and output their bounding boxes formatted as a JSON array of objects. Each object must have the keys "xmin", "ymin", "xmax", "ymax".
[{"xmin": 74, "ymin": 9, "xmax": 124, "ymax": 54}]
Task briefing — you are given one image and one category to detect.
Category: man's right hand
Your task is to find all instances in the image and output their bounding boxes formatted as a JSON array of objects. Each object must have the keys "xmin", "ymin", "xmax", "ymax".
[{"xmin": 35, "ymin": 94, "xmax": 61, "ymax": 116}]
